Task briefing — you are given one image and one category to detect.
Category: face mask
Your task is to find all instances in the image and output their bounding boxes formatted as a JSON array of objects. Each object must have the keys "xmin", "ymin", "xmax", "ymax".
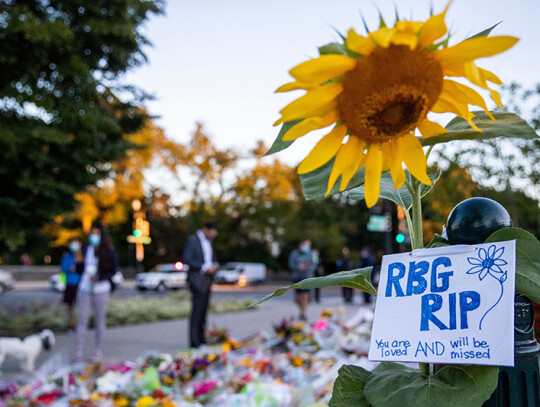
[
  {"xmin": 89, "ymin": 234, "xmax": 101, "ymax": 246},
  {"xmin": 69, "ymin": 242, "xmax": 80, "ymax": 252},
  {"xmin": 301, "ymin": 245, "xmax": 310, "ymax": 253}
]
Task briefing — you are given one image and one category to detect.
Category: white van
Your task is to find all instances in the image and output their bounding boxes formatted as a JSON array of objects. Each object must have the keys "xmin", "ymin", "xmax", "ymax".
[{"xmin": 215, "ymin": 262, "xmax": 266, "ymax": 286}]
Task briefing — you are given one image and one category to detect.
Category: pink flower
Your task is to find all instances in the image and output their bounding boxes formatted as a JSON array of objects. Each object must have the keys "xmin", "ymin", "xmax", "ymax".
[
  {"xmin": 312, "ymin": 319, "xmax": 328, "ymax": 331},
  {"xmin": 193, "ymin": 381, "xmax": 218, "ymax": 397}
]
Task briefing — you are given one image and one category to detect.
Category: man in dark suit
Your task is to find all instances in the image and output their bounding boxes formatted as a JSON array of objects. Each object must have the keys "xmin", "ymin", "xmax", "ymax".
[{"xmin": 183, "ymin": 222, "xmax": 219, "ymax": 347}]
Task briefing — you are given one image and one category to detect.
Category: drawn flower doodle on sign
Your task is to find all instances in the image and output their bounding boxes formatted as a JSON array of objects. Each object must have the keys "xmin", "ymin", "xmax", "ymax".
[{"xmin": 466, "ymin": 245, "xmax": 508, "ymax": 329}]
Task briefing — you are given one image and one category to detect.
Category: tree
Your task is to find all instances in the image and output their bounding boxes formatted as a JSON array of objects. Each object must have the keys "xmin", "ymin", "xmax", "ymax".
[
  {"xmin": 428, "ymin": 82, "xmax": 540, "ymax": 238},
  {"xmin": 0, "ymin": 0, "xmax": 164, "ymax": 251}
]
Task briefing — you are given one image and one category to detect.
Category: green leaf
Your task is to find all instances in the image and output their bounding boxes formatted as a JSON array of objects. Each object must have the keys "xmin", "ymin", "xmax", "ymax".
[
  {"xmin": 329, "ymin": 365, "xmax": 373, "ymax": 407},
  {"xmin": 299, "ymin": 158, "xmax": 367, "ymax": 200},
  {"xmin": 425, "ymin": 234, "xmax": 450, "ymax": 248},
  {"xmin": 319, "ymin": 42, "xmax": 348, "ymax": 56},
  {"xmin": 364, "ymin": 365, "xmax": 499, "ymax": 407},
  {"xmin": 250, "ymin": 267, "xmax": 376, "ymax": 306},
  {"xmin": 348, "ymin": 170, "xmax": 442, "ymax": 210},
  {"xmin": 265, "ymin": 120, "xmax": 301, "ymax": 156},
  {"xmin": 466, "ymin": 22, "xmax": 502, "ymax": 40},
  {"xmin": 419, "ymin": 112, "xmax": 539, "ymax": 147},
  {"xmin": 372, "ymin": 362, "xmax": 416, "ymax": 374},
  {"xmin": 485, "ymin": 227, "xmax": 540, "ymax": 303}
]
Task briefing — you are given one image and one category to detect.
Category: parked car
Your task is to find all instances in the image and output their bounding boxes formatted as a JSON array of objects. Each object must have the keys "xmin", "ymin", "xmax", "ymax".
[
  {"xmin": 49, "ymin": 271, "xmax": 124, "ymax": 292},
  {"xmin": 215, "ymin": 262, "xmax": 266, "ymax": 286},
  {"xmin": 0, "ymin": 269, "xmax": 15, "ymax": 295},
  {"xmin": 135, "ymin": 262, "xmax": 190, "ymax": 292}
]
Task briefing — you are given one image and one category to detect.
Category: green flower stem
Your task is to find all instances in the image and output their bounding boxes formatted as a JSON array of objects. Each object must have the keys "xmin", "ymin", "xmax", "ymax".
[
  {"xmin": 410, "ymin": 178, "xmax": 424, "ymax": 251},
  {"xmin": 409, "ymin": 177, "xmax": 431, "ymax": 376}
]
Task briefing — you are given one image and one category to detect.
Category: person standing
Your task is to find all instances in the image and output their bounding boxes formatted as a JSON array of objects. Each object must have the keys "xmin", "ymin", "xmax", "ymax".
[
  {"xmin": 312, "ymin": 249, "xmax": 324, "ymax": 303},
  {"xmin": 359, "ymin": 247, "xmax": 376, "ymax": 304},
  {"xmin": 336, "ymin": 247, "xmax": 355, "ymax": 303},
  {"xmin": 183, "ymin": 222, "xmax": 219, "ymax": 348},
  {"xmin": 60, "ymin": 238, "xmax": 84, "ymax": 331},
  {"xmin": 75, "ymin": 225, "xmax": 118, "ymax": 362},
  {"xmin": 289, "ymin": 240, "xmax": 317, "ymax": 321}
]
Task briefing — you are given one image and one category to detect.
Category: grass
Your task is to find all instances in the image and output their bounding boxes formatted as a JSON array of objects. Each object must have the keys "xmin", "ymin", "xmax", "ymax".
[{"xmin": 0, "ymin": 293, "xmax": 256, "ymax": 337}]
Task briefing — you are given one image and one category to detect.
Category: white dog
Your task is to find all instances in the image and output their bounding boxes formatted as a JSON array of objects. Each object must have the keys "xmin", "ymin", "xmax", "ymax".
[{"xmin": 0, "ymin": 329, "xmax": 55, "ymax": 372}]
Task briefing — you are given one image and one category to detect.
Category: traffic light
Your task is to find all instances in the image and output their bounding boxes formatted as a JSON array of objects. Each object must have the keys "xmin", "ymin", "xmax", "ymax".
[
  {"xmin": 396, "ymin": 233, "xmax": 405, "ymax": 243},
  {"xmin": 133, "ymin": 217, "xmax": 144, "ymax": 237}
]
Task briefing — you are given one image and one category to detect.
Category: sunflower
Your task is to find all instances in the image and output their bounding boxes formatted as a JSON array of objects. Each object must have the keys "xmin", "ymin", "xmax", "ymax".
[{"xmin": 274, "ymin": 5, "xmax": 518, "ymax": 207}]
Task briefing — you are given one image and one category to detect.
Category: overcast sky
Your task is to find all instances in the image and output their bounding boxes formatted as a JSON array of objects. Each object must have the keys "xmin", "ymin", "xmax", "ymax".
[{"xmin": 125, "ymin": 0, "xmax": 540, "ymax": 192}]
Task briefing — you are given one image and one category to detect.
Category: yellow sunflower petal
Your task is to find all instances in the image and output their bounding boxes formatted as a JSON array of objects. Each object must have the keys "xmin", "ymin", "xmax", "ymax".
[
  {"xmin": 297, "ymin": 125, "xmax": 347, "ymax": 174},
  {"xmin": 400, "ymin": 134, "xmax": 431, "ymax": 185},
  {"xmin": 432, "ymin": 95, "xmax": 480, "ymax": 131},
  {"xmin": 289, "ymin": 55, "xmax": 357, "ymax": 83},
  {"xmin": 419, "ymin": 3, "xmax": 449, "ymax": 46},
  {"xmin": 346, "ymin": 29, "xmax": 374, "ymax": 55},
  {"xmin": 276, "ymin": 84, "xmax": 343, "ymax": 125},
  {"xmin": 382, "ymin": 141, "xmax": 405, "ymax": 189},
  {"xmin": 442, "ymin": 79, "xmax": 495, "ymax": 120},
  {"xmin": 490, "ymin": 89, "xmax": 504, "ymax": 109},
  {"xmin": 326, "ymin": 146, "xmax": 345, "ymax": 196},
  {"xmin": 370, "ymin": 27, "xmax": 394, "ymax": 48},
  {"xmin": 417, "ymin": 118, "xmax": 446, "ymax": 139},
  {"xmin": 339, "ymin": 137, "xmax": 365, "ymax": 191},
  {"xmin": 364, "ymin": 145, "xmax": 383, "ymax": 208},
  {"xmin": 275, "ymin": 81, "xmax": 316, "ymax": 93},
  {"xmin": 283, "ymin": 110, "xmax": 338, "ymax": 141},
  {"xmin": 479, "ymin": 66, "xmax": 502, "ymax": 85},
  {"xmin": 326, "ymin": 140, "xmax": 363, "ymax": 195},
  {"xmin": 434, "ymin": 36, "xmax": 519, "ymax": 64},
  {"xmin": 391, "ymin": 32, "xmax": 418, "ymax": 50}
]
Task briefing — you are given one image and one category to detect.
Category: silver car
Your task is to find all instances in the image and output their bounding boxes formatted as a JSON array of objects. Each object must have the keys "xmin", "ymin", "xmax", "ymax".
[
  {"xmin": 136, "ymin": 262, "xmax": 189, "ymax": 292},
  {"xmin": 0, "ymin": 269, "xmax": 15, "ymax": 295}
]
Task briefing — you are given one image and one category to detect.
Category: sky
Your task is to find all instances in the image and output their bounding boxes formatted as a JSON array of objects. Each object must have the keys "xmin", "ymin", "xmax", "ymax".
[{"xmin": 125, "ymin": 0, "xmax": 540, "ymax": 191}]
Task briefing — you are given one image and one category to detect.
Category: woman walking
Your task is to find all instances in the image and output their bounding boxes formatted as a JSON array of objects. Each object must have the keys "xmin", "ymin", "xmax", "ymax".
[{"xmin": 75, "ymin": 224, "xmax": 118, "ymax": 362}]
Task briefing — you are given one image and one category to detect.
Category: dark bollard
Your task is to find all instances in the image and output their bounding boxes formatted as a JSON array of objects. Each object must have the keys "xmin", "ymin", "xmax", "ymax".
[
  {"xmin": 482, "ymin": 294, "xmax": 540, "ymax": 407},
  {"xmin": 446, "ymin": 198, "xmax": 540, "ymax": 407}
]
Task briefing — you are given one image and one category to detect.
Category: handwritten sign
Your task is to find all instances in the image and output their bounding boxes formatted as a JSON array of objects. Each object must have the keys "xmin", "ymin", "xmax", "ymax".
[{"xmin": 369, "ymin": 241, "xmax": 516, "ymax": 366}]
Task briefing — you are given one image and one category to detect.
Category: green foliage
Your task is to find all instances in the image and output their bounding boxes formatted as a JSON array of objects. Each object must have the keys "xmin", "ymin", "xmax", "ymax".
[
  {"xmin": 486, "ymin": 227, "xmax": 540, "ymax": 303},
  {"xmin": 265, "ymin": 120, "xmax": 301, "ymax": 156},
  {"xmin": 252, "ymin": 267, "xmax": 376, "ymax": 307},
  {"xmin": 420, "ymin": 111, "xmax": 539, "ymax": 147},
  {"xmin": 300, "ymin": 159, "xmax": 366, "ymax": 200},
  {"xmin": 330, "ymin": 362, "xmax": 498, "ymax": 407},
  {"xmin": 329, "ymin": 365, "xmax": 372, "ymax": 407},
  {"xmin": 364, "ymin": 364, "xmax": 499, "ymax": 407},
  {"xmin": 466, "ymin": 22, "xmax": 502, "ymax": 40},
  {"xmin": 0, "ymin": 0, "xmax": 164, "ymax": 250},
  {"xmin": 349, "ymin": 170, "xmax": 442, "ymax": 211},
  {"xmin": 0, "ymin": 294, "xmax": 256, "ymax": 337}
]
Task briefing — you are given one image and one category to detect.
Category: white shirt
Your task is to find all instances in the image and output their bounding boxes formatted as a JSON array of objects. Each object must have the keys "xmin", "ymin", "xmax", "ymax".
[
  {"xmin": 79, "ymin": 245, "xmax": 111, "ymax": 293},
  {"xmin": 197, "ymin": 230, "xmax": 214, "ymax": 274}
]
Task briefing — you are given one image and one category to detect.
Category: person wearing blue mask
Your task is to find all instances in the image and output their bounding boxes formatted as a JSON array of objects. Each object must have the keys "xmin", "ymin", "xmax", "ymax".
[
  {"xmin": 75, "ymin": 224, "xmax": 118, "ymax": 362},
  {"xmin": 60, "ymin": 238, "xmax": 84, "ymax": 331},
  {"xmin": 288, "ymin": 239, "xmax": 317, "ymax": 321}
]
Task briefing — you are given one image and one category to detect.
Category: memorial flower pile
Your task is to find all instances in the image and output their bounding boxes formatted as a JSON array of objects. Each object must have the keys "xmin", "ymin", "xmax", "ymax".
[{"xmin": 0, "ymin": 309, "xmax": 375, "ymax": 407}]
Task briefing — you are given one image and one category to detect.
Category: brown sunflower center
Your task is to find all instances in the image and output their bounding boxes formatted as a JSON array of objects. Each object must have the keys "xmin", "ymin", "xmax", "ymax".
[{"xmin": 337, "ymin": 44, "xmax": 443, "ymax": 143}]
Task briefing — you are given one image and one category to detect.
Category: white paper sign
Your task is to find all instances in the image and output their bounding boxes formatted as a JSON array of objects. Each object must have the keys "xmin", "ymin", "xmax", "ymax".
[{"xmin": 369, "ymin": 241, "xmax": 516, "ymax": 366}]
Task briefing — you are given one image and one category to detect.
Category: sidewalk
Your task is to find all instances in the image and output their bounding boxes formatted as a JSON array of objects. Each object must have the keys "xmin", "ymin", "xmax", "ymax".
[{"xmin": 1, "ymin": 296, "xmax": 370, "ymax": 377}]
